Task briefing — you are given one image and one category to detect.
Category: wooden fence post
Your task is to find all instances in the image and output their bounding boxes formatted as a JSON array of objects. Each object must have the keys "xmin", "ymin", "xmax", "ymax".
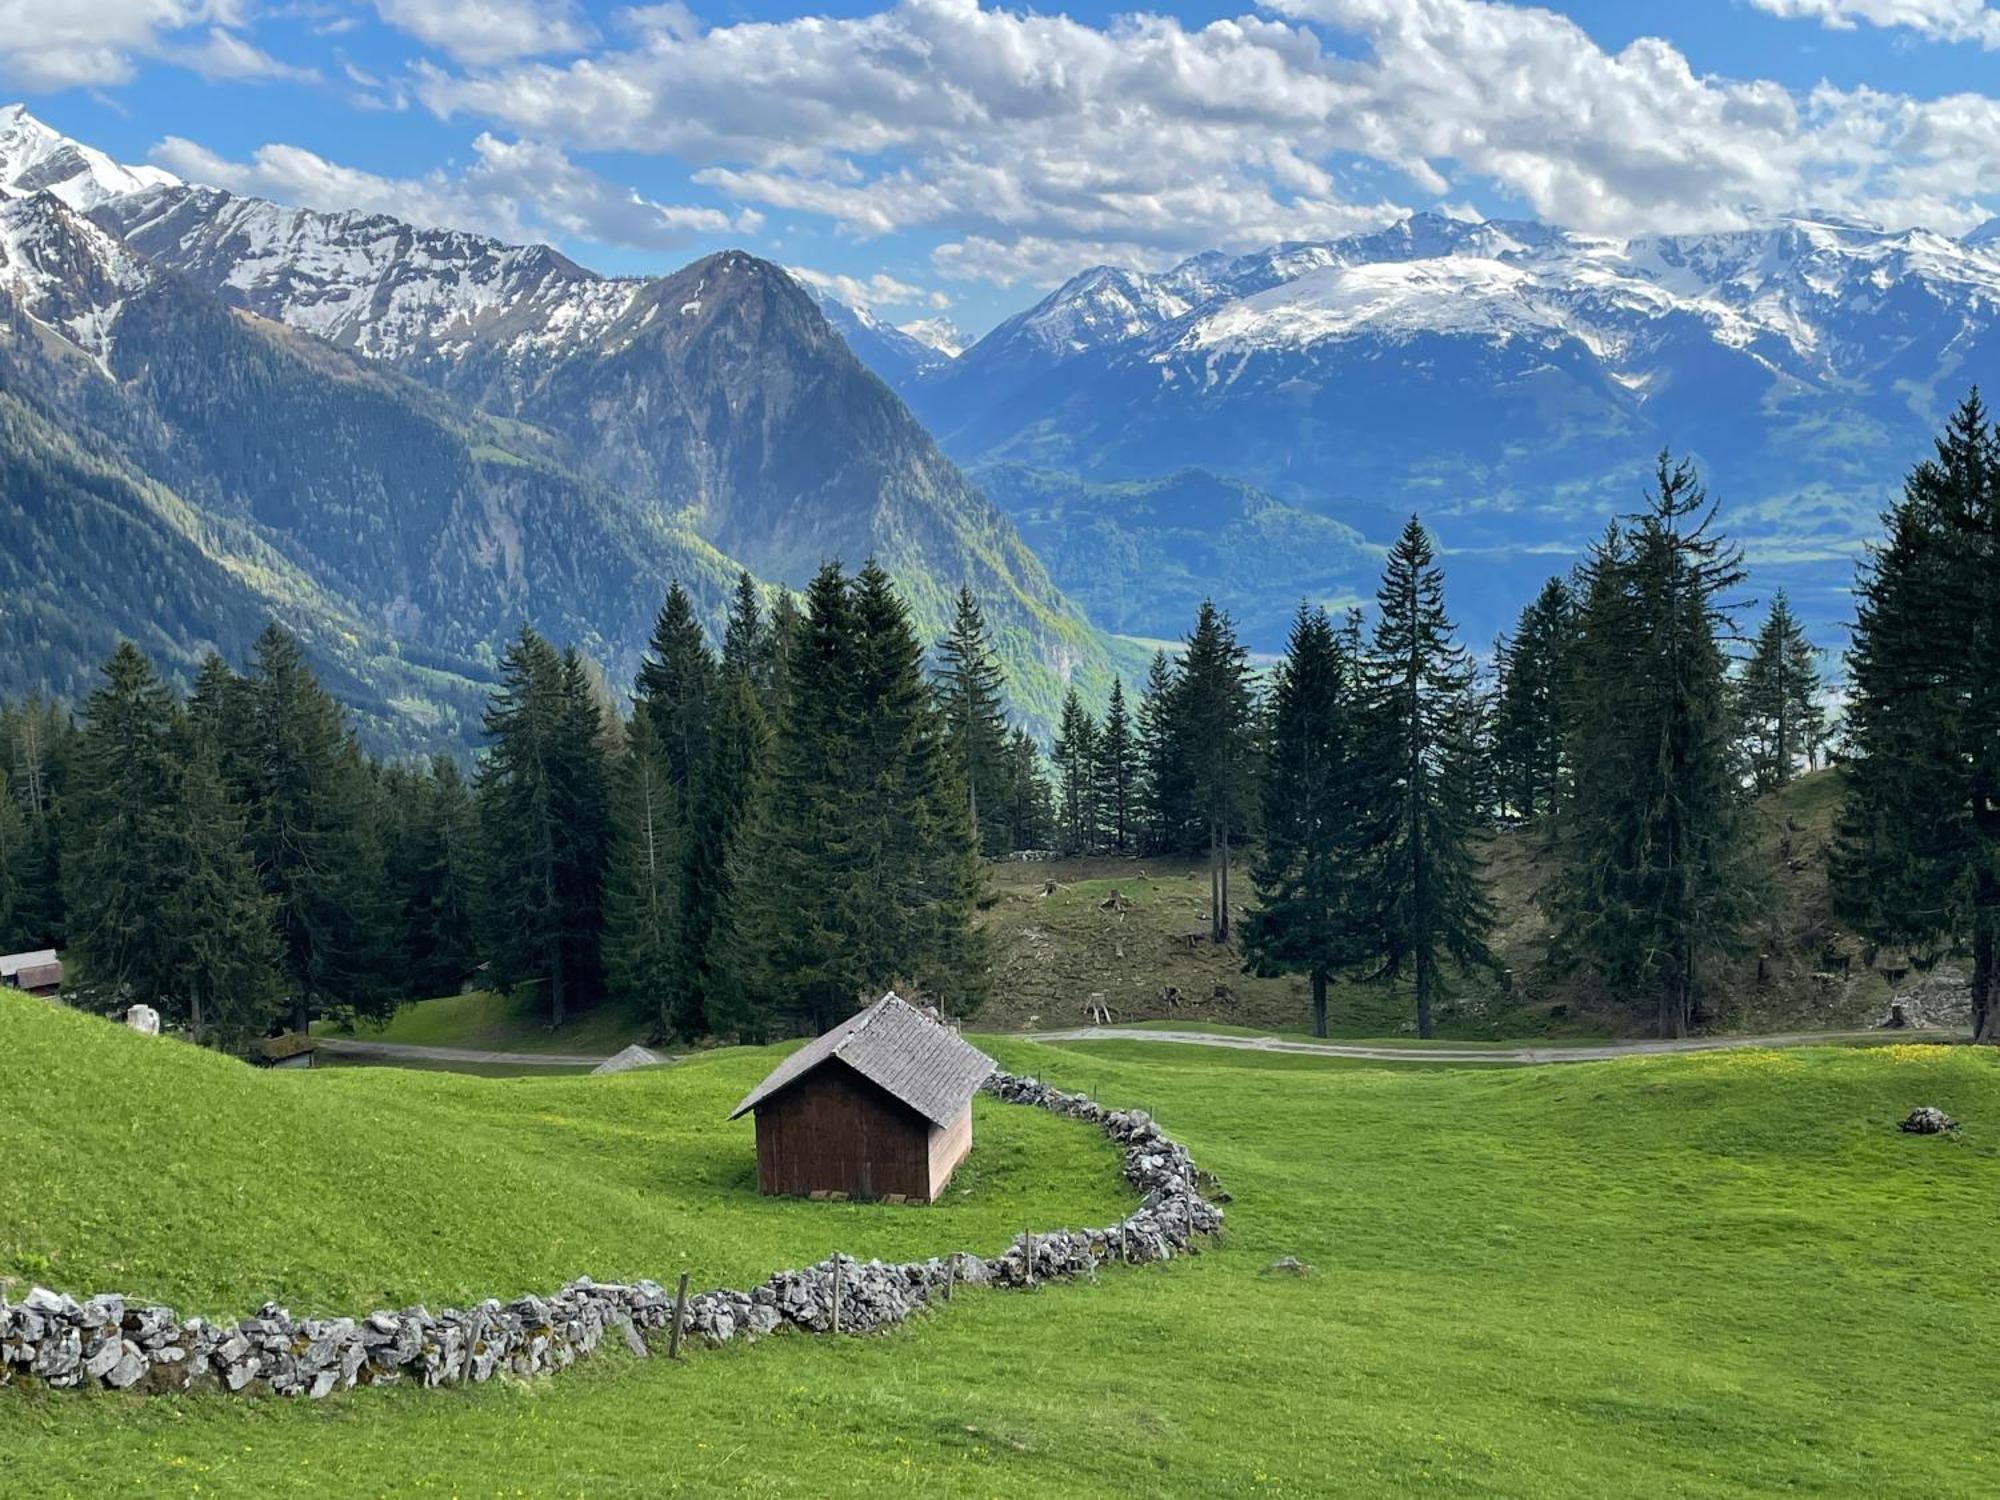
[
  {"xmin": 1025, "ymin": 1231, "xmax": 1036, "ymax": 1287},
  {"xmin": 830, "ymin": 1256, "xmax": 843, "ymax": 1334},
  {"xmin": 943, "ymin": 1258, "xmax": 956, "ymax": 1303},
  {"xmin": 667, "ymin": 1272, "xmax": 690, "ymax": 1361},
  {"xmin": 1185, "ymin": 1189, "xmax": 1195, "ymax": 1243}
]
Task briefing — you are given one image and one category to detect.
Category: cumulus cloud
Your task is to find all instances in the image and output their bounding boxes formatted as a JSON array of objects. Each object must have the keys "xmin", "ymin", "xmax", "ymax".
[
  {"xmin": 373, "ymin": 0, "xmax": 594, "ymax": 66},
  {"xmin": 171, "ymin": 28, "xmax": 320, "ymax": 83},
  {"xmin": 0, "ymin": 0, "xmax": 234, "ymax": 88},
  {"xmin": 152, "ymin": 131, "xmax": 744, "ymax": 250},
  {"xmin": 400, "ymin": 0, "xmax": 2000, "ymax": 294},
  {"xmin": 1749, "ymin": 0, "xmax": 2000, "ymax": 48},
  {"xmin": 787, "ymin": 264, "xmax": 950, "ymax": 312}
]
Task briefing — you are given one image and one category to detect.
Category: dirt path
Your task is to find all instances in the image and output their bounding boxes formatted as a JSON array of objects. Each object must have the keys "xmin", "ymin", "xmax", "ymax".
[
  {"xmin": 314, "ymin": 1037, "xmax": 616, "ymax": 1067},
  {"xmin": 1021, "ymin": 1026, "xmax": 1923, "ymax": 1064}
]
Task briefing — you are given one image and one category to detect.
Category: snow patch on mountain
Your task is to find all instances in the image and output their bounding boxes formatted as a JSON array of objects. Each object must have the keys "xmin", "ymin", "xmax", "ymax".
[
  {"xmin": 896, "ymin": 316, "xmax": 964, "ymax": 359},
  {"xmin": 0, "ymin": 189, "xmax": 146, "ymax": 362},
  {"xmin": 0, "ymin": 104, "xmax": 177, "ymax": 212}
]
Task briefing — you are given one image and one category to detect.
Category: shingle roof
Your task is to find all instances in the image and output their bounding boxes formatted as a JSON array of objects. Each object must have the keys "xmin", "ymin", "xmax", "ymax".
[{"xmin": 728, "ymin": 993, "xmax": 994, "ymax": 1128}]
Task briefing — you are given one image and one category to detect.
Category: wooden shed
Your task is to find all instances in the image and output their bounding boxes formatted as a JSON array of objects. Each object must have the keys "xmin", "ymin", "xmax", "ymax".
[
  {"xmin": 0, "ymin": 949, "xmax": 60, "ymax": 999},
  {"xmin": 728, "ymin": 993, "xmax": 994, "ymax": 1203}
]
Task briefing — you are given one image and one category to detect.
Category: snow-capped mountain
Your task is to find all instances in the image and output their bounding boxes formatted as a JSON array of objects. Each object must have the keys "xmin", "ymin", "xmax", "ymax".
[
  {"xmin": 0, "ymin": 107, "xmax": 1128, "ymax": 739},
  {"xmin": 899, "ymin": 210, "xmax": 2000, "ymax": 649},
  {"xmin": 896, "ymin": 317, "xmax": 965, "ymax": 359}
]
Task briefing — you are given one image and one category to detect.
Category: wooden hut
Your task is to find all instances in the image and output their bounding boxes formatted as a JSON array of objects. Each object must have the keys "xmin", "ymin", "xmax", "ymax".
[
  {"xmin": 0, "ymin": 949, "xmax": 61, "ymax": 999},
  {"xmin": 728, "ymin": 993, "xmax": 994, "ymax": 1203}
]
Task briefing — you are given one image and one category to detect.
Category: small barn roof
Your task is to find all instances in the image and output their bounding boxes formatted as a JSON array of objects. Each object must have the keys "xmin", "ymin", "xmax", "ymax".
[
  {"xmin": 728, "ymin": 993, "xmax": 994, "ymax": 1128},
  {"xmin": 254, "ymin": 1032, "xmax": 318, "ymax": 1062},
  {"xmin": 14, "ymin": 962, "xmax": 61, "ymax": 991},
  {"xmin": 0, "ymin": 948, "xmax": 57, "ymax": 980}
]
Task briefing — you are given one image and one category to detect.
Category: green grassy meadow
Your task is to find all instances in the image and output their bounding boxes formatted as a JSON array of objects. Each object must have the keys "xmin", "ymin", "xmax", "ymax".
[
  {"xmin": 4, "ymin": 995, "xmax": 1997, "ymax": 1496},
  {"xmin": 311, "ymin": 987, "xmax": 651, "ymax": 1057}
]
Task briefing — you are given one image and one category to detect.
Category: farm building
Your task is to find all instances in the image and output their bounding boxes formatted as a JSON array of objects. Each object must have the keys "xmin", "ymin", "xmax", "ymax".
[
  {"xmin": 728, "ymin": 993, "xmax": 994, "ymax": 1203},
  {"xmin": 0, "ymin": 949, "xmax": 61, "ymax": 998}
]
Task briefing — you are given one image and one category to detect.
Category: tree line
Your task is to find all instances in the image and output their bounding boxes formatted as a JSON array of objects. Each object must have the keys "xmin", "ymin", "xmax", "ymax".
[{"xmin": 5, "ymin": 393, "xmax": 1997, "ymax": 1046}]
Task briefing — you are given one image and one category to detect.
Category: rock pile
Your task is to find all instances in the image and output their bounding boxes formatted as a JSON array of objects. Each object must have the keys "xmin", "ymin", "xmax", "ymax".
[
  {"xmin": 1899, "ymin": 1105, "xmax": 1959, "ymax": 1134},
  {"xmin": 1, "ymin": 1069, "xmax": 1222, "ymax": 1400}
]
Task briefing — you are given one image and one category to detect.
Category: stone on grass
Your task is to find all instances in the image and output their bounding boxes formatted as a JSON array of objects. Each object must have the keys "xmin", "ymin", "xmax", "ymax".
[{"xmin": 1900, "ymin": 1106, "xmax": 1958, "ymax": 1135}]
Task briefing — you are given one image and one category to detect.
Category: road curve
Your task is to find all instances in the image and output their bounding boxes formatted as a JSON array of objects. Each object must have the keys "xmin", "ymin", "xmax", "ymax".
[
  {"xmin": 1019, "ymin": 1026, "xmax": 1929, "ymax": 1065},
  {"xmin": 314, "ymin": 1037, "xmax": 615, "ymax": 1067}
]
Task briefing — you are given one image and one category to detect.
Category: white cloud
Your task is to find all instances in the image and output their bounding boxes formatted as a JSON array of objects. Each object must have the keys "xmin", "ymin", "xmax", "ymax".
[
  {"xmin": 787, "ymin": 264, "xmax": 949, "ymax": 312},
  {"xmin": 1749, "ymin": 0, "xmax": 2000, "ymax": 48},
  {"xmin": 0, "ymin": 0, "xmax": 228, "ymax": 88},
  {"xmin": 401, "ymin": 0, "xmax": 2000, "ymax": 294},
  {"xmin": 172, "ymin": 28, "xmax": 320, "ymax": 83},
  {"xmin": 152, "ymin": 131, "xmax": 744, "ymax": 250},
  {"xmin": 373, "ymin": 0, "xmax": 594, "ymax": 66}
]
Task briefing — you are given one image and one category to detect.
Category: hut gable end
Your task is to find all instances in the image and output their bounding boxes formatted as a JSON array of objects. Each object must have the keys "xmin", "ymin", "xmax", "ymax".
[{"xmin": 729, "ymin": 993, "xmax": 994, "ymax": 1128}]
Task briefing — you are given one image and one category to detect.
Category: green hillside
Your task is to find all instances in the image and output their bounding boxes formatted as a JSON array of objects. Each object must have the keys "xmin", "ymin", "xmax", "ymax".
[
  {"xmin": 4, "ymin": 994, "xmax": 1997, "ymax": 1495},
  {"xmin": 978, "ymin": 769, "xmax": 1930, "ymax": 1039}
]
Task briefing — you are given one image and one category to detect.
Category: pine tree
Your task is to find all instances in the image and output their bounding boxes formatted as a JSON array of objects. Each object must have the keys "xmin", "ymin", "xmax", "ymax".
[
  {"xmin": 2, "ymin": 693, "xmax": 71, "ymax": 949},
  {"xmin": 1836, "ymin": 392, "xmax": 2000, "ymax": 1043},
  {"xmin": 734, "ymin": 563, "xmax": 869, "ymax": 1035},
  {"xmin": 1556, "ymin": 458, "xmax": 1750, "ymax": 1037},
  {"xmin": 1363, "ymin": 519, "xmax": 1495, "ymax": 1038},
  {"xmin": 1178, "ymin": 602, "xmax": 1255, "ymax": 942},
  {"xmin": 382, "ymin": 756, "xmax": 480, "ymax": 998},
  {"xmin": 479, "ymin": 627, "xmax": 574, "ymax": 1023},
  {"xmin": 603, "ymin": 712, "xmax": 684, "ymax": 1023},
  {"xmin": 1051, "ymin": 689, "xmax": 1098, "ymax": 854},
  {"xmin": 934, "ymin": 585, "xmax": 1011, "ymax": 855},
  {"xmin": 1738, "ymin": 591, "xmax": 1825, "ymax": 793},
  {"xmin": 635, "ymin": 582, "xmax": 716, "ymax": 824},
  {"xmin": 62, "ymin": 644, "xmax": 184, "ymax": 1008},
  {"xmin": 1093, "ymin": 679, "xmax": 1138, "ymax": 852},
  {"xmin": 1492, "ymin": 577, "xmax": 1573, "ymax": 821},
  {"xmin": 685, "ymin": 664, "xmax": 769, "ymax": 1036},
  {"xmin": 550, "ymin": 648, "xmax": 615, "ymax": 1014},
  {"xmin": 996, "ymin": 728, "xmax": 1055, "ymax": 851},
  {"xmin": 155, "ymin": 734, "xmax": 287, "ymax": 1044},
  {"xmin": 1242, "ymin": 606, "xmax": 1369, "ymax": 1037},
  {"xmin": 237, "ymin": 624, "xmax": 391, "ymax": 1031},
  {"xmin": 1135, "ymin": 651, "xmax": 1188, "ymax": 855}
]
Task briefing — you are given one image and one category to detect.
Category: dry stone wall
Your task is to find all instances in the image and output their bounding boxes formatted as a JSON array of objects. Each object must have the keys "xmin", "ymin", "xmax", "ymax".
[{"xmin": 0, "ymin": 1071, "xmax": 1223, "ymax": 1399}]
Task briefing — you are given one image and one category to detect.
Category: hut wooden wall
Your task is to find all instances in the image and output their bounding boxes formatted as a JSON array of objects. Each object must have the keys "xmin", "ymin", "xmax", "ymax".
[
  {"xmin": 754, "ymin": 1065, "xmax": 935, "ymax": 1201},
  {"xmin": 925, "ymin": 1104, "xmax": 973, "ymax": 1201}
]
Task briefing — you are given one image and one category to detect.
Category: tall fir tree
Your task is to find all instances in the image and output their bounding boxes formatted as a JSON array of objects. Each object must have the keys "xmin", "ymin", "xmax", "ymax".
[
  {"xmin": 381, "ymin": 756, "xmax": 480, "ymax": 999},
  {"xmin": 996, "ymin": 728, "xmax": 1056, "ymax": 852},
  {"xmin": 685, "ymin": 663, "xmax": 770, "ymax": 1036},
  {"xmin": 1836, "ymin": 392, "xmax": 2000, "ymax": 1043},
  {"xmin": 635, "ymin": 582, "xmax": 716, "ymax": 824},
  {"xmin": 1051, "ymin": 689, "xmax": 1098, "ymax": 854},
  {"xmin": 2, "ymin": 694, "xmax": 71, "ymax": 949},
  {"xmin": 1177, "ymin": 601, "xmax": 1256, "ymax": 942},
  {"xmin": 1556, "ymin": 458, "xmax": 1750, "ymax": 1037},
  {"xmin": 1363, "ymin": 519, "xmax": 1495, "ymax": 1038},
  {"xmin": 1135, "ymin": 651, "xmax": 1188, "ymax": 855},
  {"xmin": 734, "ymin": 563, "xmax": 869, "ymax": 1035},
  {"xmin": 1093, "ymin": 679, "xmax": 1138, "ymax": 852},
  {"xmin": 1492, "ymin": 576, "xmax": 1574, "ymax": 822},
  {"xmin": 934, "ymin": 584, "xmax": 1012, "ymax": 855},
  {"xmin": 1242, "ymin": 606, "xmax": 1370, "ymax": 1037},
  {"xmin": 1738, "ymin": 591, "xmax": 1826, "ymax": 794},
  {"xmin": 602, "ymin": 712, "xmax": 685, "ymax": 1025},
  {"xmin": 233, "ymin": 624, "xmax": 391, "ymax": 1030},
  {"xmin": 0, "ymin": 768, "xmax": 26, "ymax": 948}
]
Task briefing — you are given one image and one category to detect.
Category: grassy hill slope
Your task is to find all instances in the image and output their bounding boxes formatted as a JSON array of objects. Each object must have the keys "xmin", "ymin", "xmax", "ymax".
[
  {"xmin": 0, "ymin": 996, "xmax": 1127, "ymax": 1314},
  {"xmin": 979, "ymin": 769, "xmax": 1948, "ymax": 1039},
  {"xmin": 3, "ymin": 997, "xmax": 1995, "ymax": 1495}
]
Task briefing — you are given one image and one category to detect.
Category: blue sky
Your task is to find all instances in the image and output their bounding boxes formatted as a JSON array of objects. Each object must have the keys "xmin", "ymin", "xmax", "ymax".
[{"xmin": 8, "ymin": 0, "xmax": 2000, "ymax": 333}]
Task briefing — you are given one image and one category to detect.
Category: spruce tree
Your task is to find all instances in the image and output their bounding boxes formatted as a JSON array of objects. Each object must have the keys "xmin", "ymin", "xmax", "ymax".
[
  {"xmin": 1738, "ymin": 591, "xmax": 1825, "ymax": 793},
  {"xmin": 1093, "ymin": 679, "xmax": 1138, "ymax": 852},
  {"xmin": 478, "ymin": 627, "xmax": 575, "ymax": 1024},
  {"xmin": 734, "ymin": 563, "xmax": 868, "ymax": 1035},
  {"xmin": 1556, "ymin": 458, "xmax": 1750, "ymax": 1037},
  {"xmin": 155, "ymin": 735, "xmax": 287, "ymax": 1044},
  {"xmin": 1836, "ymin": 392, "xmax": 2000, "ymax": 1042},
  {"xmin": 685, "ymin": 664, "xmax": 769, "ymax": 1036},
  {"xmin": 635, "ymin": 582, "xmax": 716, "ymax": 824},
  {"xmin": 2, "ymin": 694, "xmax": 70, "ymax": 949},
  {"xmin": 237, "ymin": 624, "xmax": 391, "ymax": 1030},
  {"xmin": 1178, "ymin": 602, "xmax": 1255, "ymax": 942},
  {"xmin": 1242, "ymin": 606, "xmax": 1369, "ymax": 1037},
  {"xmin": 1135, "ymin": 651, "xmax": 1187, "ymax": 855},
  {"xmin": 0, "ymin": 768, "xmax": 26, "ymax": 948},
  {"xmin": 62, "ymin": 644, "xmax": 184, "ymax": 1008},
  {"xmin": 997, "ymin": 728, "xmax": 1056, "ymax": 851},
  {"xmin": 550, "ymin": 648, "xmax": 615, "ymax": 1014},
  {"xmin": 382, "ymin": 756, "xmax": 480, "ymax": 998},
  {"xmin": 1363, "ymin": 519, "xmax": 1495, "ymax": 1038},
  {"xmin": 603, "ymin": 712, "xmax": 684, "ymax": 1024},
  {"xmin": 1493, "ymin": 577, "xmax": 1573, "ymax": 822},
  {"xmin": 934, "ymin": 585, "xmax": 1011, "ymax": 854},
  {"xmin": 1051, "ymin": 688, "xmax": 1098, "ymax": 854}
]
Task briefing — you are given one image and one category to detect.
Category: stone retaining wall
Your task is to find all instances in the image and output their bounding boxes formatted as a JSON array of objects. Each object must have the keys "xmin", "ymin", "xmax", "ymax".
[{"xmin": 0, "ymin": 1071, "xmax": 1223, "ymax": 1398}]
